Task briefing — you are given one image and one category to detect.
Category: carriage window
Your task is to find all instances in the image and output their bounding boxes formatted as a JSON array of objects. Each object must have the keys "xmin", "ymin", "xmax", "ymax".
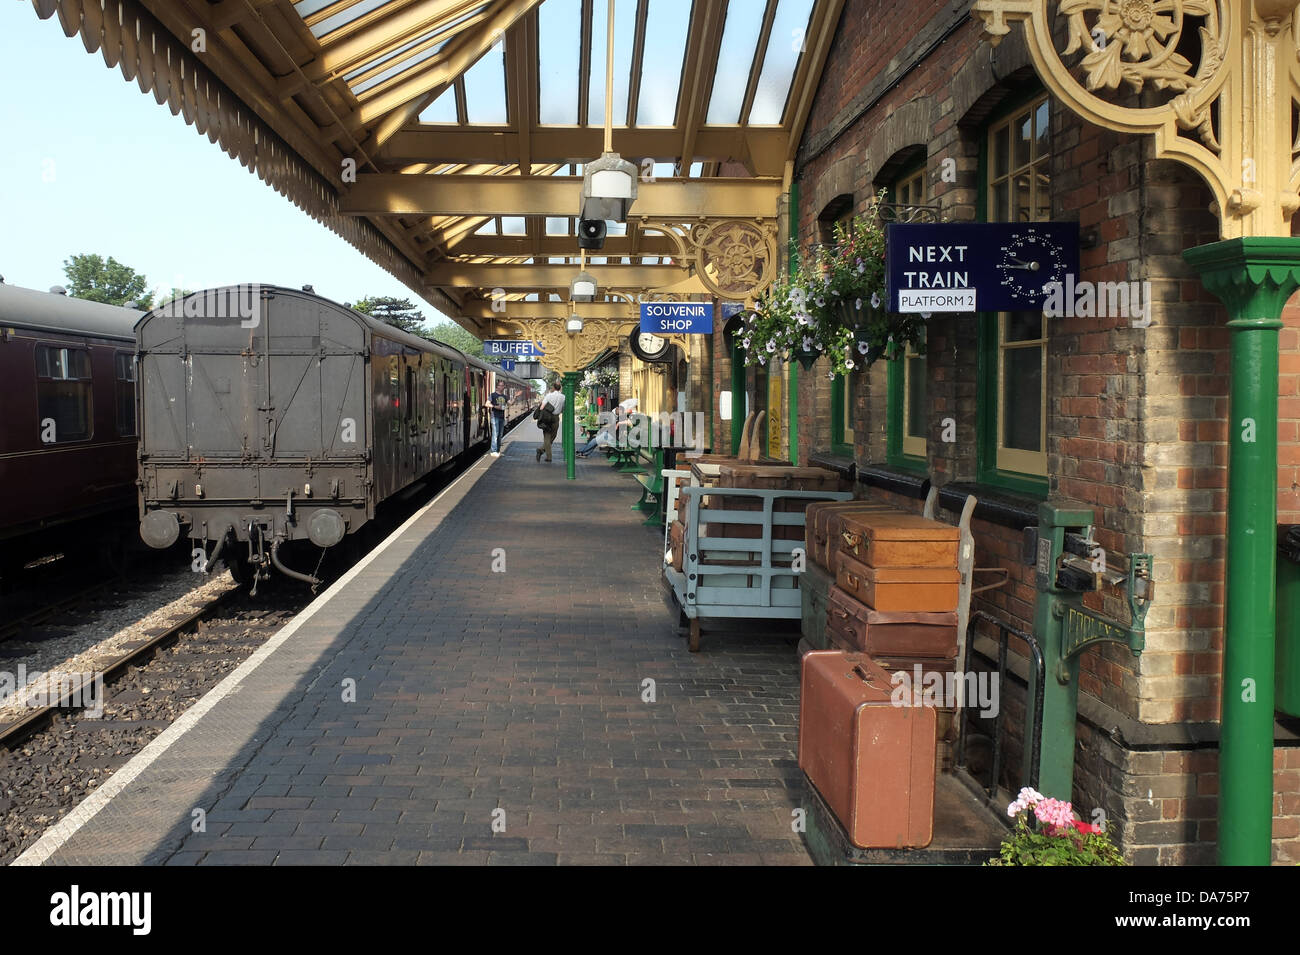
[
  {"xmin": 35, "ymin": 345, "xmax": 92, "ymax": 442},
  {"xmin": 115, "ymin": 351, "xmax": 136, "ymax": 437}
]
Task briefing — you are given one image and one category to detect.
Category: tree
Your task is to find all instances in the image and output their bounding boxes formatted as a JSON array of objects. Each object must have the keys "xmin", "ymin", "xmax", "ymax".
[
  {"xmin": 427, "ymin": 320, "xmax": 485, "ymax": 359},
  {"xmin": 62, "ymin": 253, "xmax": 154, "ymax": 308},
  {"xmin": 353, "ymin": 295, "xmax": 431, "ymax": 339}
]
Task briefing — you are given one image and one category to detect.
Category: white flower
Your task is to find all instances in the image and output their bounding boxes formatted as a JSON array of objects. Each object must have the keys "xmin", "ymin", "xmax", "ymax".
[
  {"xmin": 832, "ymin": 290, "xmax": 840, "ymax": 296},
  {"xmin": 919, "ymin": 311, "xmax": 931, "ymax": 320},
  {"xmin": 827, "ymin": 372, "xmax": 836, "ymax": 380},
  {"xmin": 870, "ymin": 291, "xmax": 881, "ymax": 309},
  {"xmin": 797, "ymin": 312, "xmax": 810, "ymax": 326},
  {"xmin": 857, "ymin": 341, "xmax": 870, "ymax": 356},
  {"xmin": 758, "ymin": 355, "xmax": 767, "ymax": 365},
  {"xmin": 856, "ymin": 262, "xmax": 865, "ymax": 274},
  {"xmin": 855, "ymin": 298, "xmax": 862, "ymax": 311},
  {"xmin": 741, "ymin": 337, "xmax": 751, "ymax": 350},
  {"xmin": 815, "ymin": 296, "xmax": 825, "ymax": 308},
  {"xmin": 766, "ymin": 339, "xmax": 777, "ymax": 353},
  {"xmin": 845, "ymin": 359, "xmax": 855, "ymax": 371}
]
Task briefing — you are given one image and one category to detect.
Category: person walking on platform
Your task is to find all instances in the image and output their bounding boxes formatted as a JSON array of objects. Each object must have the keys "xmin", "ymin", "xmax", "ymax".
[
  {"xmin": 486, "ymin": 385, "xmax": 507, "ymax": 456},
  {"xmin": 535, "ymin": 380, "xmax": 564, "ymax": 462}
]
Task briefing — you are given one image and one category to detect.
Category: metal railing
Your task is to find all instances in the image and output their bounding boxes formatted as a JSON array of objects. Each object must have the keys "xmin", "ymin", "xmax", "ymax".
[{"xmin": 956, "ymin": 609, "xmax": 1046, "ymax": 799}]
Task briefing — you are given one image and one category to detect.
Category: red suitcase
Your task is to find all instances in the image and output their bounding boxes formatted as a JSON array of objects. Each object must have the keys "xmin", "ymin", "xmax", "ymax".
[
  {"xmin": 798, "ymin": 651, "xmax": 936, "ymax": 849},
  {"xmin": 825, "ymin": 585, "xmax": 959, "ymax": 657}
]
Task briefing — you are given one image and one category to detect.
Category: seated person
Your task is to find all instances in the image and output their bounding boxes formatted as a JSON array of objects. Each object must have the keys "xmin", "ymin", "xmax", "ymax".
[{"xmin": 576, "ymin": 428, "xmax": 615, "ymax": 457}]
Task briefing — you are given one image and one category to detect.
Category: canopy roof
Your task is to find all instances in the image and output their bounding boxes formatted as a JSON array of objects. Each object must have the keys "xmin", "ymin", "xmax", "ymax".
[{"xmin": 32, "ymin": 0, "xmax": 844, "ymax": 335}]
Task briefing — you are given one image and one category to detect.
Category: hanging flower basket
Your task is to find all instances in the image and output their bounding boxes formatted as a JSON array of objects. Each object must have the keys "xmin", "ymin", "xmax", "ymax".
[{"xmin": 738, "ymin": 190, "xmax": 928, "ymax": 377}]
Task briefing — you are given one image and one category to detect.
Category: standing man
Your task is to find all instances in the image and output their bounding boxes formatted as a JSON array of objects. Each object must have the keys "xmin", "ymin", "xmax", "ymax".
[
  {"xmin": 486, "ymin": 383, "xmax": 507, "ymax": 457},
  {"xmin": 535, "ymin": 380, "xmax": 565, "ymax": 463}
]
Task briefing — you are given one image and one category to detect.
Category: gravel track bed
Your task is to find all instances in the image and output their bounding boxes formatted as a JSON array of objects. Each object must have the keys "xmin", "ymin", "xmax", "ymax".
[
  {"xmin": 1, "ymin": 566, "xmax": 217, "ymax": 678},
  {"xmin": 0, "ymin": 586, "xmax": 308, "ymax": 865}
]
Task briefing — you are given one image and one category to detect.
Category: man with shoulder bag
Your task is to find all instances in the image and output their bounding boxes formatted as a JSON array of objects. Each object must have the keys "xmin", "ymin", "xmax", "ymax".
[{"xmin": 535, "ymin": 380, "xmax": 565, "ymax": 463}]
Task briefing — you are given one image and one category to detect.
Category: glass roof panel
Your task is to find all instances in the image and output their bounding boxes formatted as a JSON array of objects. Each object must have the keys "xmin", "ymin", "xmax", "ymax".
[
  {"xmin": 418, "ymin": 88, "xmax": 459, "ymax": 123},
  {"xmin": 588, "ymin": 0, "xmax": 637, "ymax": 126},
  {"xmin": 749, "ymin": 0, "xmax": 814, "ymax": 124},
  {"xmin": 706, "ymin": 0, "xmax": 765, "ymax": 124},
  {"xmin": 476, "ymin": 219, "xmax": 499, "ymax": 235},
  {"xmin": 294, "ymin": 0, "xmax": 335, "ymax": 18},
  {"xmin": 636, "ymin": 0, "xmax": 691, "ymax": 126},
  {"xmin": 606, "ymin": 220, "xmax": 627, "ymax": 237},
  {"xmin": 306, "ymin": 0, "xmax": 394, "ymax": 39},
  {"xmin": 689, "ymin": 161, "xmax": 704, "ymax": 177},
  {"xmin": 501, "ymin": 216, "xmax": 527, "ymax": 235},
  {"xmin": 653, "ymin": 162, "xmax": 675, "ymax": 179},
  {"xmin": 546, "ymin": 217, "xmax": 570, "ymax": 235},
  {"xmin": 349, "ymin": 37, "xmax": 450, "ymax": 96},
  {"xmin": 463, "ymin": 41, "xmax": 508, "ymax": 124},
  {"xmin": 538, "ymin": 0, "xmax": 582, "ymax": 124}
]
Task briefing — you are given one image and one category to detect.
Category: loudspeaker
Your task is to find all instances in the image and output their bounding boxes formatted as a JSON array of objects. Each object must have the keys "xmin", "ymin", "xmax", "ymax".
[{"xmin": 577, "ymin": 218, "xmax": 607, "ymax": 250}]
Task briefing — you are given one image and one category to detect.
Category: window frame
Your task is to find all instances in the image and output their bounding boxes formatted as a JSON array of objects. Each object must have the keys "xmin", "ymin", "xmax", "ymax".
[
  {"xmin": 975, "ymin": 88, "xmax": 1052, "ymax": 498},
  {"xmin": 34, "ymin": 343, "xmax": 94, "ymax": 444},
  {"xmin": 114, "ymin": 350, "xmax": 137, "ymax": 438},
  {"xmin": 884, "ymin": 156, "xmax": 930, "ymax": 472},
  {"xmin": 830, "ymin": 373, "xmax": 854, "ymax": 457}
]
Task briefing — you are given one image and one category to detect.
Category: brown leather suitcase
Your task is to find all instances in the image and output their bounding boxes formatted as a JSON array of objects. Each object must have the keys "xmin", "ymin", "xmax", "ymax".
[
  {"xmin": 717, "ymin": 463, "xmax": 846, "ymax": 492},
  {"xmin": 838, "ymin": 512, "xmax": 960, "ymax": 569},
  {"xmin": 825, "ymin": 585, "xmax": 959, "ymax": 657},
  {"xmin": 669, "ymin": 519, "xmax": 686, "ymax": 572},
  {"xmin": 870, "ymin": 655, "xmax": 961, "ymax": 775},
  {"xmin": 835, "ymin": 553, "xmax": 960, "ymax": 612},
  {"xmin": 798, "ymin": 651, "xmax": 936, "ymax": 849},
  {"xmin": 806, "ymin": 501, "xmax": 903, "ymax": 573}
]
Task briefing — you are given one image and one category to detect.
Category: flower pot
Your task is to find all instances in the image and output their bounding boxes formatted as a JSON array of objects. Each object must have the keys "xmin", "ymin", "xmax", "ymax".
[{"xmin": 795, "ymin": 349, "xmax": 821, "ymax": 371}]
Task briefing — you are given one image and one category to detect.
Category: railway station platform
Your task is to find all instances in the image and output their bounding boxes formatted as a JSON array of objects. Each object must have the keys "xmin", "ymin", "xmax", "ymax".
[{"xmin": 18, "ymin": 421, "xmax": 814, "ymax": 866}]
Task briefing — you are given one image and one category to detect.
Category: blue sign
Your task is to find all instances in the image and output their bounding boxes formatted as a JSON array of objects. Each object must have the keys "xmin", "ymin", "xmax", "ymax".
[
  {"xmin": 484, "ymin": 339, "xmax": 544, "ymax": 358},
  {"xmin": 885, "ymin": 222, "xmax": 1079, "ymax": 314},
  {"xmin": 499, "ymin": 359, "xmax": 516, "ymax": 372},
  {"xmin": 640, "ymin": 302, "xmax": 714, "ymax": 334}
]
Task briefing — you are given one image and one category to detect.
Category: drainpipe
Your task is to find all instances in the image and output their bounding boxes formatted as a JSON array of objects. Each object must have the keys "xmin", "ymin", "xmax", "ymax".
[{"xmin": 1184, "ymin": 236, "xmax": 1300, "ymax": 866}]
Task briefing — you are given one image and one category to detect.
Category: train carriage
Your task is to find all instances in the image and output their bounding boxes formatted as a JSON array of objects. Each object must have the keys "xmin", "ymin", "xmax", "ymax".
[
  {"xmin": 135, "ymin": 284, "xmax": 529, "ymax": 588},
  {"xmin": 0, "ymin": 283, "xmax": 141, "ymax": 575}
]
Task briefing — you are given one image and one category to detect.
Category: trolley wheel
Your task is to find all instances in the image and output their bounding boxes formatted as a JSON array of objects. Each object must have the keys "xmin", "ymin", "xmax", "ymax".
[{"xmin": 689, "ymin": 619, "xmax": 701, "ymax": 653}]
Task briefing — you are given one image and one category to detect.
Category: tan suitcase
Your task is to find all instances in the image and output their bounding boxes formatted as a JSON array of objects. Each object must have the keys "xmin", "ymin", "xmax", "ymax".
[
  {"xmin": 836, "ymin": 552, "xmax": 960, "ymax": 612},
  {"xmin": 838, "ymin": 512, "xmax": 960, "ymax": 569},
  {"xmin": 709, "ymin": 464, "xmax": 845, "ymax": 540},
  {"xmin": 806, "ymin": 501, "xmax": 903, "ymax": 573},
  {"xmin": 798, "ymin": 651, "xmax": 936, "ymax": 849},
  {"xmin": 824, "ymin": 585, "xmax": 959, "ymax": 657}
]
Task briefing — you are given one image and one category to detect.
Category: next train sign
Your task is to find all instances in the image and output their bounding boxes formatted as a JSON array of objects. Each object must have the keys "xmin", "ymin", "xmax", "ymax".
[{"xmin": 885, "ymin": 222, "xmax": 1079, "ymax": 313}]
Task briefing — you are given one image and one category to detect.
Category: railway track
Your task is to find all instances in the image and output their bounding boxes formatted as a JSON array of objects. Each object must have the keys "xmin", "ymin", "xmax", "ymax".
[{"xmin": 0, "ymin": 582, "xmax": 308, "ymax": 864}]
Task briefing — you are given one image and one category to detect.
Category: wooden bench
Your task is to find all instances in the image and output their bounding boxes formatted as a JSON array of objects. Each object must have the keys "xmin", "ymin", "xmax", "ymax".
[{"xmin": 632, "ymin": 447, "xmax": 667, "ymax": 520}]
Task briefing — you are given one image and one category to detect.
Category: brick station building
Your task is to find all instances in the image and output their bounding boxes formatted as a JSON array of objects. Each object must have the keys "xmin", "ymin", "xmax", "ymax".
[{"xmin": 706, "ymin": 0, "xmax": 1300, "ymax": 864}]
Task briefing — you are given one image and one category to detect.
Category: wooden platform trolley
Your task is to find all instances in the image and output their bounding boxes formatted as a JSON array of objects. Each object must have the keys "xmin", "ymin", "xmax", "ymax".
[{"xmin": 663, "ymin": 484, "xmax": 852, "ymax": 651}]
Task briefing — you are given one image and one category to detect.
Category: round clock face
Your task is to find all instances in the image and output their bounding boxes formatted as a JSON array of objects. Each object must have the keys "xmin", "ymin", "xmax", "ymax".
[
  {"xmin": 996, "ymin": 228, "xmax": 1067, "ymax": 301},
  {"xmin": 635, "ymin": 331, "xmax": 668, "ymax": 360}
]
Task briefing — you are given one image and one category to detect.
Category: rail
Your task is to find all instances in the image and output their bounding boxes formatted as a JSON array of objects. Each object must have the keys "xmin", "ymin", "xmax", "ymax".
[{"xmin": 956, "ymin": 609, "xmax": 1046, "ymax": 799}]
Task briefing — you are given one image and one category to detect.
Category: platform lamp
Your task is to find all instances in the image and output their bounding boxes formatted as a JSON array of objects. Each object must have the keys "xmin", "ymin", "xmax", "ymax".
[
  {"xmin": 570, "ymin": 270, "xmax": 597, "ymax": 303},
  {"xmin": 580, "ymin": 0, "xmax": 637, "ymax": 223},
  {"xmin": 566, "ymin": 314, "xmax": 584, "ymax": 334}
]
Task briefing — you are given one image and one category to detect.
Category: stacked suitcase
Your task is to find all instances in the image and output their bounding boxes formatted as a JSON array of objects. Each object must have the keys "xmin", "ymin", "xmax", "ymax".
[{"xmin": 797, "ymin": 505, "xmax": 963, "ymax": 849}]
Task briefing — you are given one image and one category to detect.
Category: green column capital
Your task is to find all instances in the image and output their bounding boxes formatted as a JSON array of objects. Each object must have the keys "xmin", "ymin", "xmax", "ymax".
[{"xmin": 1183, "ymin": 237, "xmax": 1300, "ymax": 320}]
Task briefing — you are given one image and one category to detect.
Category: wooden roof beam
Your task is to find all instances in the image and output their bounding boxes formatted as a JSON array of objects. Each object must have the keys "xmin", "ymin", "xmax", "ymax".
[{"xmin": 342, "ymin": 173, "xmax": 783, "ymax": 217}]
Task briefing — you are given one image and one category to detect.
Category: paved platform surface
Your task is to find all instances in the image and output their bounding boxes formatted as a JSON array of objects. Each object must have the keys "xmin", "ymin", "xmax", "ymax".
[{"xmin": 26, "ymin": 422, "xmax": 812, "ymax": 865}]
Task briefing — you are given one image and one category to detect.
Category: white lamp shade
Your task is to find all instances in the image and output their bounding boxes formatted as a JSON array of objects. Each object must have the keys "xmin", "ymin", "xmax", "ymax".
[
  {"xmin": 570, "ymin": 271, "xmax": 597, "ymax": 302},
  {"xmin": 566, "ymin": 316, "xmax": 584, "ymax": 333}
]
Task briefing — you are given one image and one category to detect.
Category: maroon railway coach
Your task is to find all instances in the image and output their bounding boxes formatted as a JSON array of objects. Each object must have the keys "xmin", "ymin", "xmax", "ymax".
[{"xmin": 0, "ymin": 282, "xmax": 140, "ymax": 577}]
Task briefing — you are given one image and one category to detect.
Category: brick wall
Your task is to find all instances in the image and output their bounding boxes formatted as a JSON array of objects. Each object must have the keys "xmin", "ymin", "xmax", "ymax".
[{"xmin": 791, "ymin": 0, "xmax": 1299, "ymax": 862}]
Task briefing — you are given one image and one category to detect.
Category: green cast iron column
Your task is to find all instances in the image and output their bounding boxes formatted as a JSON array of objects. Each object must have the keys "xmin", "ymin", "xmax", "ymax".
[
  {"xmin": 563, "ymin": 371, "xmax": 580, "ymax": 481},
  {"xmin": 1184, "ymin": 237, "xmax": 1300, "ymax": 865}
]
